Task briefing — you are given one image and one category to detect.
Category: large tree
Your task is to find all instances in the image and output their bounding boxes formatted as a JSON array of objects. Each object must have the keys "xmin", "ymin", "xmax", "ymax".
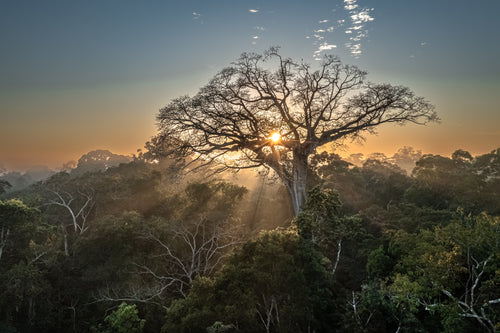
[{"xmin": 155, "ymin": 48, "xmax": 437, "ymax": 214}]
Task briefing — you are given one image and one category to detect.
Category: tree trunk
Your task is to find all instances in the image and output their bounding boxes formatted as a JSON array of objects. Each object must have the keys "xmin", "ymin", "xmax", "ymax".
[
  {"xmin": 0, "ymin": 226, "xmax": 9, "ymax": 262},
  {"xmin": 285, "ymin": 153, "xmax": 308, "ymax": 215},
  {"xmin": 61, "ymin": 223, "xmax": 69, "ymax": 256}
]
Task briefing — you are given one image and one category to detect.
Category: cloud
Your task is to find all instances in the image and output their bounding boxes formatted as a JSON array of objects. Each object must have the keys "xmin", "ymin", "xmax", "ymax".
[
  {"xmin": 314, "ymin": 42, "xmax": 337, "ymax": 55},
  {"xmin": 318, "ymin": 43, "xmax": 337, "ymax": 51},
  {"xmin": 306, "ymin": 0, "xmax": 375, "ymax": 59},
  {"xmin": 351, "ymin": 10, "xmax": 374, "ymax": 24},
  {"xmin": 347, "ymin": 43, "xmax": 362, "ymax": 55},
  {"xmin": 192, "ymin": 12, "xmax": 201, "ymax": 20},
  {"xmin": 249, "ymin": 9, "xmax": 259, "ymax": 13},
  {"xmin": 254, "ymin": 26, "xmax": 266, "ymax": 31},
  {"xmin": 420, "ymin": 41, "xmax": 427, "ymax": 46},
  {"xmin": 342, "ymin": 1, "xmax": 375, "ymax": 57},
  {"xmin": 344, "ymin": 0, "xmax": 358, "ymax": 10},
  {"xmin": 350, "ymin": 33, "xmax": 366, "ymax": 42},
  {"xmin": 252, "ymin": 36, "xmax": 259, "ymax": 39}
]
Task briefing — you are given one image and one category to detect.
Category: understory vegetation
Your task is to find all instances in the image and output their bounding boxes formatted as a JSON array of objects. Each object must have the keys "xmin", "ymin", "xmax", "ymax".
[{"xmin": 1, "ymin": 147, "xmax": 499, "ymax": 332}]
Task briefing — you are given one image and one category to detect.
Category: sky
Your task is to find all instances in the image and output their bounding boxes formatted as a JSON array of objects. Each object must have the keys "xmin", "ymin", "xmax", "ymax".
[{"xmin": 1, "ymin": 0, "xmax": 499, "ymax": 170}]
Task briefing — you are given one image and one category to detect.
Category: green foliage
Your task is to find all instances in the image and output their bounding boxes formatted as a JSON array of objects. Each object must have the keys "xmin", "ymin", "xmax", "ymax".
[
  {"xmin": 1, "ymin": 147, "xmax": 499, "ymax": 332},
  {"xmin": 296, "ymin": 186, "xmax": 364, "ymax": 249},
  {"xmin": 0, "ymin": 198, "xmax": 36, "ymax": 226},
  {"xmin": 366, "ymin": 246, "xmax": 392, "ymax": 279},
  {"xmin": 295, "ymin": 186, "xmax": 369, "ymax": 290},
  {"xmin": 93, "ymin": 302, "xmax": 145, "ymax": 333},
  {"xmin": 0, "ymin": 199, "xmax": 41, "ymax": 265},
  {"xmin": 206, "ymin": 321, "xmax": 236, "ymax": 333},
  {"xmin": 378, "ymin": 212, "xmax": 500, "ymax": 332},
  {"xmin": 0, "ymin": 199, "xmax": 61, "ymax": 332},
  {"xmin": 105, "ymin": 303, "xmax": 145, "ymax": 333},
  {"xmin": 163, "ymin": 228, "xmax": 334, "ymax": 333},
  {"xmin": 410, "ymin": 149, "xmax": 500, "ymax": 213}
]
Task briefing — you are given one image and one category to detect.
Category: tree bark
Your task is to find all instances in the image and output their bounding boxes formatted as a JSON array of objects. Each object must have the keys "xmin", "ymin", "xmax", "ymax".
[
  {"xmin": 0, "ymin": 226, "xmax": 9, "ymax": 262},
  {"xmin": 61, "ymin": 222, "xmax": 69, "ymax": 256},
  {"xmin": 284, "ymin": 153, "xmax": 308, "ymax": 215}
]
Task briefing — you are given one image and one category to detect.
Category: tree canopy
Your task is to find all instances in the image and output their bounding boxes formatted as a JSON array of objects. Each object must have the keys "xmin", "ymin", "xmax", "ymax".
[{"xmin": 0, "ymin": 147, "xmax": 499, "ymax": 332}]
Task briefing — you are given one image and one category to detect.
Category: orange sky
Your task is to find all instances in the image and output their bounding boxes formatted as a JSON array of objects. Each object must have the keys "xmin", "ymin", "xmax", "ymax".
[{"xmin": 1, "ymin": 70, "xmax": 499, "ymax": 171}]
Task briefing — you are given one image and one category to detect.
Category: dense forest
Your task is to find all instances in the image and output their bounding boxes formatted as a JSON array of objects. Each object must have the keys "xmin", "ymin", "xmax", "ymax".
[{"xmin": 0, "ymin": 146, "xmax": 499, "ymax": 332}]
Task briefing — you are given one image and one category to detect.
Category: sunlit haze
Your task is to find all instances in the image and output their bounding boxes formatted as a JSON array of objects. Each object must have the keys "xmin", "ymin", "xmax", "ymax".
[{"xmin": 1, "ymin": 0, "xmax": 499, "ymax": 170}]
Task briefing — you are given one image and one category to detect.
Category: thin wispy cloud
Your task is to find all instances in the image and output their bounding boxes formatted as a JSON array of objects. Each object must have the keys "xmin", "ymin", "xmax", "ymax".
[
  {"xmin": 315, "ymin": 42, "xmax": 337, "ymax": 53},
  {"xmin": 351, "ymin": 10, "xmax": 374, "ymax": 24},
  {"xmin": 343, "ymin": 0, "xmax": 374, "ymax": 58},
  {"xmin": 248, "ymin": 12, "xmax": 264, "ymax": 45},
  {"xmin": 344, "ymin": 0, "xmax": 358, "ymax": 10},
  {"xmin": 313, "ymin": 34, "xmax": 324, "ymax": 41},
  {"xmin": 314, "ymin": 43, "xmax": 337, "ymax": 60},
  {"xmin": 307, "ymin": 0, "xmax": 374, "ymax": 59},
  {"xmin": 345, "ymin": 42, "xmax": 362, "ymax": 55},
  {"xmin": 192, "ymin": 12, "xmax": 201, "ymax": 20}
]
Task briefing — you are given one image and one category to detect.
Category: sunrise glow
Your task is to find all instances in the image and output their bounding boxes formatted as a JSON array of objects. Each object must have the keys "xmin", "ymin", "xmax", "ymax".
[{"xmin": 270, "ymin": 132, "xmax": 281, "ymax": 143}]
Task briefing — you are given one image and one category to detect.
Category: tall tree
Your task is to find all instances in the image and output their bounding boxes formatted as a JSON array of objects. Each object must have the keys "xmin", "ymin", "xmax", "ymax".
[{"xmin": 154, "ymin": 48, "xmax": 437, "ymax": 214}]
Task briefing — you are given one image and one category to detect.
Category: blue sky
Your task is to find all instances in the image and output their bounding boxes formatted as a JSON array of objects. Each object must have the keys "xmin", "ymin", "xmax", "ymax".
[{"xmin": 1, "ymin": 0, "xmax": 499, "ymax": 169}]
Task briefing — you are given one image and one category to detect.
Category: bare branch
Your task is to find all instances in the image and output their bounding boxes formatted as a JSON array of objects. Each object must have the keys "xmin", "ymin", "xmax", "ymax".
[
  {"xmin": 154, "ymin": 48, "xmax": 436, "ymax": 214},
  {"xmin": 134, "ymin": 217, "xmax": 241, "ymax": 301}
]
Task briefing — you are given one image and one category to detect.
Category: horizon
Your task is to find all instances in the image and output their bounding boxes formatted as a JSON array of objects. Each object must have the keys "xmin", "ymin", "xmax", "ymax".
[
  {"xmin": 3, "ymin": 143, "xmax": 499, "ymax": 174},
  {"xmin": 2, "ymin": 1, "xmax": 499, "ymax": 171}
]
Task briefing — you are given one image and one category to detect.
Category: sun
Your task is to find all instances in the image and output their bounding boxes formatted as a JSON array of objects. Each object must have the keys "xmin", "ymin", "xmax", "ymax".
[{"xmin": 270, "ymin": 132, "xmax": 281, "ymax": 143}]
